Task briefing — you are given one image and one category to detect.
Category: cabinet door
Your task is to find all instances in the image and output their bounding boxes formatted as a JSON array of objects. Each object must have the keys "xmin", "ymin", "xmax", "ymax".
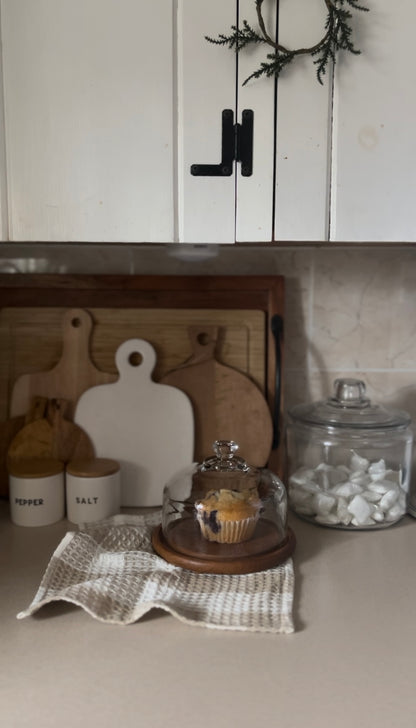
[
  {"xmin": 177, "ymin": 0, "xmax": 236, "ymax": 243},
  {"xmin": 273, "ymin": 0, "xmax": 332, "ymax": 241},
  {"xmin": 330, "ymin": 0, "xmax": 416, "ymax": 241},
  {"xmin": 182, "ymin": 0, "xmax": 332, "ymax": 244},
  {"xmin": 0, "ymin": 33, "xmax": 6, "ymax": 242},
  {"xmin": 236, "ymin": 0, "xmax": 276, "ymax": 242},
  {"xmin": 2, "ymin": 0, "xmax": 276, "ymax": 244},
  {"xmin": 179, "ymin": 0, "xmax": 276, "ymax": 243},
  {"xmin": 1, "ymin": 0, "xmax": 175, "ymax": 242}
]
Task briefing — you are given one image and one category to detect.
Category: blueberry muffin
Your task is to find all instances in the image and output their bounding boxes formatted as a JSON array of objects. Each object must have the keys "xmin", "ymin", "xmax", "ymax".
[{"xmin": 195, "ymin": 487, "xmax": 261, "ymax": 543}]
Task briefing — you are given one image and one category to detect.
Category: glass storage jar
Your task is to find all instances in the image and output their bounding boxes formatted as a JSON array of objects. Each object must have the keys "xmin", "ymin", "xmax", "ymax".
[
  {"xmin": 151, "ymin": 439, "xmax": 295, "ymax": 574},
  {"xmin": 286, "ymin": 379, "xmax": 413, "ymax": 529}
]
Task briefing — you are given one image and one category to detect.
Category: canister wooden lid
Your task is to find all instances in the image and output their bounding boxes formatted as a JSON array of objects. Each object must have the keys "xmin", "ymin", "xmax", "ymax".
[
  {"xmin": 66, "ymin": 458, "xmax": 120, "ymax": 478},
  {"xmin": 7, "ymin": 458, "xmax": 64, "ymax": 478}
]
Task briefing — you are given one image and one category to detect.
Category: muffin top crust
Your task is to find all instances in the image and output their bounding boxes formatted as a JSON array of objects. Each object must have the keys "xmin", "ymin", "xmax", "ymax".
[{"xmin": 195, "ymin": 487, "xmax": 261, "ymax": 522}]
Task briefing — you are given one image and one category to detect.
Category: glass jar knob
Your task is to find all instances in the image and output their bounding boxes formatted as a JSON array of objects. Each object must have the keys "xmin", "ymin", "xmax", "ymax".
[{"xmin": 332, "ymin": 378, "xmax": 370, "ymax": 407}]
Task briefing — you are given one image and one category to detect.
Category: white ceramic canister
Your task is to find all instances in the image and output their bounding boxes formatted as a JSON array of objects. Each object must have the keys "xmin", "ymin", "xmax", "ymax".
[
  {"xmin": 9, "ymin": 458, "xmax": 65, "ymax": 527},
  {"xmin": 65, "ymin": 458, "xmax": 120, "ymax": 524}
]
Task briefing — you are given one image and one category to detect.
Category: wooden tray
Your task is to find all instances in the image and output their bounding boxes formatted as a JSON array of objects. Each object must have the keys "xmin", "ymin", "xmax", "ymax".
[
  {"xmin": 162, "ymin": 518, "xmax": 283, "ymax": 560},
  {"xmin": 151, "ymin": 523, "xmax": 296, "ymax": 575}
]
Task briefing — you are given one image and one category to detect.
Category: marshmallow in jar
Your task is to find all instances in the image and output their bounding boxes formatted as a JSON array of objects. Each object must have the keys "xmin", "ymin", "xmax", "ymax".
[
  {"xmin": 9, "ymin": 458, "xmax": 65, "ymax": 527},
  {"xmin": 66, "ymin": 458, "xmax": 120, "ymax": 524},
  {"xmin": 285, "ymin": 379, "xmax": 413, "ymax": 529}
]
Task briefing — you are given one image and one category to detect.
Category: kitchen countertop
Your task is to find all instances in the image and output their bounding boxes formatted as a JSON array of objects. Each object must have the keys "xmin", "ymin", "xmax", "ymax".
[{"xmin": 1, "ymin": 499, "xmax": 416, "ymax": 728}]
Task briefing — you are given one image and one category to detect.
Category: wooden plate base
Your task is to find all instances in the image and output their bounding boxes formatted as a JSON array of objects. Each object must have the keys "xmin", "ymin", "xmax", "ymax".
[
  {"xmin": 164, "ymin": 518, "xmax": 281, "ymax": 561},
  {"xmin": 151, "ymin": 522, "xmax": 296, "ymax": 575}
]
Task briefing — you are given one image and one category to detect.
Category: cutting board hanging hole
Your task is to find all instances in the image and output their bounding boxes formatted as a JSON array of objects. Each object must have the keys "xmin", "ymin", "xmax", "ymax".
[
  {"xmin": 189, "ymin": 326, "xmax": 218, "ymax": 361},
  {"xmin": 115, "ymin": 340, "xmax": 156, "ymax": 381},
  {"xmin": 70, "ymin": 316, "xmax": 82, "ymax": 328},
  {"xmin": 197, "ymin": 332, "xmax": 210, "ymax": 346},
  {"xmin": 128, "ymin": 352, "xmax": 143, "ymax": 367}
]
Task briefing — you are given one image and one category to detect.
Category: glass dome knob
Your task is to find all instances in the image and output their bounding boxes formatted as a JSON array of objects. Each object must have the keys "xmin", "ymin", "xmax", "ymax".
[{"xmin": 213, "ymin": 440, "xmax": 239, "ymax": 460}]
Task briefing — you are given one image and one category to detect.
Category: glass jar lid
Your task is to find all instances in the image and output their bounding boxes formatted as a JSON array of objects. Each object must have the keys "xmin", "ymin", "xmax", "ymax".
[{"xmin": 289, "ymin": 379, "xmax": 411, "ymax": 430}]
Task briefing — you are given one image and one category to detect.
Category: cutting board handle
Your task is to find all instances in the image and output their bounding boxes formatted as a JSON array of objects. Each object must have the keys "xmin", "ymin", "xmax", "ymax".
[
  {"xmin": 59, "ymin": 309, "xmax": 95, "ymax": 366},
  {"xmin": 186, "ymin": 325, "xmax": 218, "ymax": 364},
  {"xmin": 9, "ymin": 308, "xmax": 118, "ymax": 421},
  {"xmin": 115, "ymin": 339, "xmax": 156, "ymax": 380}
]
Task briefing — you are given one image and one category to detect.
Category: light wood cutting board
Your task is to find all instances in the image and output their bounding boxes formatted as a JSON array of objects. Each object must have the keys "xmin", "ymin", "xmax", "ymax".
[
  {"xmin": 0, "ymin": 396, "xmax": 48, "ymax": 497},
  {"xmin": 7, "ymin": 398, "xmax": 95, "ymax": 465},
  {"xmin": 74, "ymin": 339, "xmax": 194, "ymax": 507},
  {"xmin": 160, "ymin": 326, "xmax": 273, "ymax": 467},
  {"xmin": 10, "ymin": 308, "xmax": 118, "ymax": 420}
]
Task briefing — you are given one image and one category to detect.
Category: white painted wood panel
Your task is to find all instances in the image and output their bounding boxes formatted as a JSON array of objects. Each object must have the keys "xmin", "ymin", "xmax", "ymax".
[
  {"xmin": 1, "ymin": 0, "xmax": 175, "ymax": 242},
  {"xmin": 0, "ymin": 3, "xmax": 7, "ymax": 241},
  {"xmin": 177, "ymin": 0, "xmax": 237, "ymax": 243},
  {"xmin": 236, "ymin": 0, "xmax": 276, "ymax": 242},
  {"xmin": 330, "ymin": 0, "xmax": 416, "ymax": 241},
  {"xmin": 273, "ymin": 0, "xmax": 332, "ymax": 241}
]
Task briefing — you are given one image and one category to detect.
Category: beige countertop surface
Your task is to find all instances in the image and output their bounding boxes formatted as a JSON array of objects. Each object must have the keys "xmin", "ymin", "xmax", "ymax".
[{"xmin": 1, "ymin": 500, "xmax": 416, "ymax": 728}]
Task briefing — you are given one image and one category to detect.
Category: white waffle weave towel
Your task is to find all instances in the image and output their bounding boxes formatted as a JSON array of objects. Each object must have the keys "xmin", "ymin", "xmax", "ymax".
[{"xmin": 17, "ymin": 513, "xmax": 295, "ymax": 633}]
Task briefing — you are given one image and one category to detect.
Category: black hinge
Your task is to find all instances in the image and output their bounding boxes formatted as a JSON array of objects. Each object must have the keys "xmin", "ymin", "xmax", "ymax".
[{"xmin": 190, "ymin": 109, "xmax": 253, "ymax": 177}]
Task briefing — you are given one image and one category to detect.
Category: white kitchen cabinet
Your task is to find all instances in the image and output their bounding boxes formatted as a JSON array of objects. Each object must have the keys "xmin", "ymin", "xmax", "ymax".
[
  {"xmin": 0, "ymin": 0, "xmax": 315, "ymax": 244},
  {"xmin": 274, "ymin": 0, "xmax": 416, "ymax": 243},
  {"xmin": 1, "ymin": 0, "xmax": 176, "ymax": 242},
  {"xmin": 0, "ymin": 19, "xmax": 6, "ymax": 242},
  {"xmin": 1, "ymin": 0, "xmax": 275, "ymax": 244},
  {"xmin": 0, "ymin": 0, "xmax": 414, "ymax": 244},
  {"xmin": 272, "ymin": 0, "xmax": 416, "ymax": 243},
  {"xmin": 330, "ymin": 0, "xmax": 416, "ymax": 242},
  {"xmin": 209, "ymin": 0, "xmax": 416, "ymax": 243}
]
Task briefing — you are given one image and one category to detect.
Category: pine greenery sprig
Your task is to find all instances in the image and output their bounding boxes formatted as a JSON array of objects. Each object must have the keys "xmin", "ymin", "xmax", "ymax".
[{"xmin": 205, "ymin": 0, "xmax": 369, "ymax": 86}]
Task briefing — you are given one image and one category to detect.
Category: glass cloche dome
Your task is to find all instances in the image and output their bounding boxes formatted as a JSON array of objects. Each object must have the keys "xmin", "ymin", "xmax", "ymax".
[{"xmin": 152, "ymin": 440, "xmax": 295, "ymax": 574}]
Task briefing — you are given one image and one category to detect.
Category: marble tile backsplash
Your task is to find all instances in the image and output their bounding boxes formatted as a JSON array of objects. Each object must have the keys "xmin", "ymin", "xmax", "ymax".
[
  {"xmin": 279, "ymin": 248, "xmax": 416, "ymax": 416},
  {"xmin": 1, "ymin": 242, "xmax": 416, "ymax": 423}
]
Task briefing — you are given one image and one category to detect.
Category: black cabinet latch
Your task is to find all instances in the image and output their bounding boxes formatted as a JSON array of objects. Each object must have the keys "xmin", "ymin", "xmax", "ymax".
[{"xmin": 190, "ymin": 109, "xmax": 253, "ymax": 177}]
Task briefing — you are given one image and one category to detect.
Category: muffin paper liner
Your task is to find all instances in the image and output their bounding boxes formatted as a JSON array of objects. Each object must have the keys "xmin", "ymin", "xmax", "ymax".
[{"xmin": 197, "ymin": 513, "xmax": 258, "ymax": 543}]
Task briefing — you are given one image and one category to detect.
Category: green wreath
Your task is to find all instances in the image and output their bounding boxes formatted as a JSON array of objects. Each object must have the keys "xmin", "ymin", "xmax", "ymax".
[{"xmin": 206, "ymin": 0, "xmax": 369, "ymax": 86}]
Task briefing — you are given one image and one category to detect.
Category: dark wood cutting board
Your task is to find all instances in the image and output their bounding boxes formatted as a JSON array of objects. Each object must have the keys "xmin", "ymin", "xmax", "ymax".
[{"xmin": 160, "ymin": 326, "xmax": 273, "ymax": 467}]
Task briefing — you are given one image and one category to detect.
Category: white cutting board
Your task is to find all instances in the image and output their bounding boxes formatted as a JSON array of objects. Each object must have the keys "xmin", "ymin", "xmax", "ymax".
[{"xmin": 74, "ymin": 339, "xmax": 194, "ymax": 507}]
